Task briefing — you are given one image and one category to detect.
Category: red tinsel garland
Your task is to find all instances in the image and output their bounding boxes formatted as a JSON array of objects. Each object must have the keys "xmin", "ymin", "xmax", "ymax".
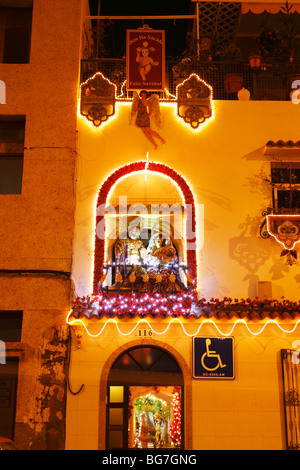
[
  {"xmin": 170, "ymin": 386, "xmax": 181, "ymax": 448},
  {"xmin": 71, "ymin": 293, "xmax": 300, "ymax": 319},
  {"xmin": 93, "ymin": 161, "xmax": 197, "ymax": 294},
  {"xmin": 72, "ymin": 291, "xmax": 197, "ymax": 318}
]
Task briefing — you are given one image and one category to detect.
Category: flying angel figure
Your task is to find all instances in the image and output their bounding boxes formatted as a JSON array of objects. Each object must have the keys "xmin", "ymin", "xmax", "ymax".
[{"xmin": 130, "ymin": 90, "xmax": 165, "ymax": 150}]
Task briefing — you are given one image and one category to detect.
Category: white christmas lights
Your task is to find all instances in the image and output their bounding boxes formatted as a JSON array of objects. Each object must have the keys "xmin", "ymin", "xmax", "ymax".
[
  {"xmin": 266, "ymin": 214, "xmax": 300, "ymax": 251},
  {"xmin": 66, "ymin": 312, "xmax": 300, "ymax": 338}
]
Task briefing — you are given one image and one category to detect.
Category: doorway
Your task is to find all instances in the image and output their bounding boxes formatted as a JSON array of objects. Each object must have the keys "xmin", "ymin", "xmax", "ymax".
[{"xmin": 106, "ymin": 346, "xmax": 184, "ymax": 450}]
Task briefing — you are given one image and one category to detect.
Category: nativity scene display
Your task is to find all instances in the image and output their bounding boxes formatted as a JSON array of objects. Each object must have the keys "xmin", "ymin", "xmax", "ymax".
[
  {"xmin": 101, "ymin": 214, "xmax": 192, "ymax": 294},
  {"xmin": 128, "ymin": 387, "xmax": 182, "ymax": 449}
]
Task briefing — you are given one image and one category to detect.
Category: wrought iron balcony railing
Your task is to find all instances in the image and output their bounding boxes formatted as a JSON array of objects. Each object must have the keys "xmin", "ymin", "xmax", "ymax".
[{"xmin": 81, "ymin": 58, "xmax": 300, "ymax": 101}]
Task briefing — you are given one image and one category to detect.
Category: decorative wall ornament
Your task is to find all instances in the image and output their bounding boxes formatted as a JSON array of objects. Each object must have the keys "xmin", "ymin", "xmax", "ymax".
[
  {"xmin": 176, "ymin": 74, "xmax": 213, "ymax": 129},
  {"xmin": 79, "ymin": 71, "xmax": 214, "ymax": 131},
  {"xmin": 266, "ymin": 214, "xmax": 300, "ymax": 265},
  {"xmin": 80, "ymin": 72, "xmax": 116, "ymax": 127}
]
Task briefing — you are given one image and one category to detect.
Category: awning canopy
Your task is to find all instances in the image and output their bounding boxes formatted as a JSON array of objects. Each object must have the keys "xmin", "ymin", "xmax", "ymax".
[
  {"xmin": 242, "ymin": 2, "xmax": 300, "ymax": 14},
  {"xmin": 264, "ymin": 140, "xmax": 300, "ymax": 158}
]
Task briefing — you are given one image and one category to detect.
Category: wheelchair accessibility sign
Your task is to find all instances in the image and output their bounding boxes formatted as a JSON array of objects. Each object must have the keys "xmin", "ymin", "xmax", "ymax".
[{"xmin": 193, "ymin": 336, "xmax": 234, "ymax": 379}]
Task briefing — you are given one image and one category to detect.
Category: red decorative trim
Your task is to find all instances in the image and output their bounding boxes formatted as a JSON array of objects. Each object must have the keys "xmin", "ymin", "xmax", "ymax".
[
  {"xmin": 71, "ymin": 294, "xmax": 300, "ymax": 320},
  {"xmin": 93, "ymin": 161, "xmax": 197, "ymax": 294},
  {"xmin": 73, "ymin": 291, "xmax": 196, "ymax": 318}
]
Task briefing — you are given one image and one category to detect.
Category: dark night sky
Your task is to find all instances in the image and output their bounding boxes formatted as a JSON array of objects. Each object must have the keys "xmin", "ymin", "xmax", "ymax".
[{"xmin": 88, "ymin": 0, "xmax": 194, "ymax": 58}]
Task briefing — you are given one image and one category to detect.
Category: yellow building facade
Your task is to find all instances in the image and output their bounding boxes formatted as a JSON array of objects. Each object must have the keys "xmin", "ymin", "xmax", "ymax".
[
  {"xmin": 67, "ymin": 99, "xmax": 300, "ymax": 450},
  {"xmin": 0, "ymin": 0, "xmax": 300, "ymax": 451}
]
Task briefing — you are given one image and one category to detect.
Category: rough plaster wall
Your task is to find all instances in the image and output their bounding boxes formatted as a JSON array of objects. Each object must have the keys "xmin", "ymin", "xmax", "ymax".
[
  {"xmin": 15, "ymin": 325, "xmax": 70, "ymax": 450},
  {"xmin": 0, "ymin": 0, "xmax": 82, "ymax": 449}
]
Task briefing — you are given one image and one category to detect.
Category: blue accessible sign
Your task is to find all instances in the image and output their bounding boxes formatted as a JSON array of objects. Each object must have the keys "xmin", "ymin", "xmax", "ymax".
[{"xmin": 193, "ymin": 336, "xmax": 234, "ymax": 379}]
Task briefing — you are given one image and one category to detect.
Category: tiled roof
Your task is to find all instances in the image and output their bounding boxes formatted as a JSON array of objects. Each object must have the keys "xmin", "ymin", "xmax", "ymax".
[
  {"xmin": 69, "ymin": 309, "xmax": 300, "ymax": 321},
  {"xmin": 69, "ymin": 294, "xmax": 300, "ymax": 321},
  {"xmin": 266, "ymin": 140, "xmax": 300, "ymax": 148}
]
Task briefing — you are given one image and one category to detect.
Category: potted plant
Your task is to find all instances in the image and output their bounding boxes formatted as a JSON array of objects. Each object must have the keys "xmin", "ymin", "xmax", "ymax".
[
  {"xmin": 200, "ymin": 36, "xmax": 213, "ymax": 52},
  {"xmin": 255, "ymin": 27, "xmax": 284, "ymax": 61},
  {"xmin": 278, "ymin": 2, "xmax": 300, "ymax": 96},
  {"xmin": 224, "ymin": 72, "xmax": 244, "ymax": 94},
  {"xmin": 215, "ymin": 43, "xmax": 244, "ymax": 94},
  {"xmin": 279, "ymin": 1, "xmax": 300, "ymax": 62},
  {"xmin": 249, "ymin": 51, "xmax": 262, "ymax": 70},
  {"xmin": 214, "ymin": 42, "xmax": 243, "ymax": 62}
]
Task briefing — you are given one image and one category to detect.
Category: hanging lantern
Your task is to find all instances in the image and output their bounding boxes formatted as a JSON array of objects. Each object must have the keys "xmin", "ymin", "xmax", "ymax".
[
  {"xmin": 249, "ymin": 54, "xmax": 262, "ymax": 70},
  {"xmin": 281, "ymin": 249, "xmax": 297, "ymax": 266}
]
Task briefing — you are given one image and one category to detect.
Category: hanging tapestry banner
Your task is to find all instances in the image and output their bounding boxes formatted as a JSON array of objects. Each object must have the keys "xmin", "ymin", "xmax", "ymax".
[{"xmin": 126, "ymin": 29, "xmax": 165, "ymax": 91}]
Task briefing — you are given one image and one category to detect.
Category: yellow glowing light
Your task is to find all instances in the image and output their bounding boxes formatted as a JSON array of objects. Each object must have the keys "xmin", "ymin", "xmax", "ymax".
[
  {"xmin": 78, "ymin": 72, "xmax": 214, "ymax": 132},
  {"xmin": 89, "ymin": 159, "xmax": 201, "ymax": 291},
  {"xmin": 266, "ymin": 214, "xmax": 300, "ymax": 251},
  {"xmin": 144, "ymin": 152, "xmax": 149, "ymax": 182},
  {"xmin": 116, "ymin": 80, "xmax": 133, "ymax": 102},
  {"xmin": 163, "ymin": 88, "xmax": 177, "ymax": 101},
  {"xmin": 104, "ymin": 168, "xmax": 187, "ymax": 265},
  {"xmin": 66, "ymin": 311, "xmax": 300, "ymax": 338}
]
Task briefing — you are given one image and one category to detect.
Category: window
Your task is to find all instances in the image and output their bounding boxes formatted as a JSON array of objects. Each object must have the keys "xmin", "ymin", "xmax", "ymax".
[
  {"xmin": 0, "ymin": 310, "xmax": 22, "ymax": 439},
  {"xmin": 281, "ymin": 349, "xmax": 300, "ymax": 450},
  {"xmin": 271, "ymin": 162, "xmax": 300, "ymax": 211},
  {"xmin": 104, "ymin": 204, "xmax": 187, "ymax": 292},
  {"xmin": 0, "ymin": 116, "xmax": 25, "ymax": 194},
  {"xmin": 0, "ymin": 358, "xmax": 19, "ymax": 439},
  {"xmin": 0, "ymin": 5, "xmax": 32, "ymax": 63},
  {"xmin": 0, "ymin": 311, "xmax": 23, "ymax": 342}
]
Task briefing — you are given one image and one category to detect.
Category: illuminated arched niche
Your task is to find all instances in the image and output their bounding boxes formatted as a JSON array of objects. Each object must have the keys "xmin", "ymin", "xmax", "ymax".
[{"xmin": 93, "ymin": 161, "xmax": 197, "ymax": 294}]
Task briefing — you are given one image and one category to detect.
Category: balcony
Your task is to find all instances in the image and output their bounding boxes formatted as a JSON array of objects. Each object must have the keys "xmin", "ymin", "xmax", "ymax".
[{"xmin": 81, "ymin": 58, "xmax": 300, "ymax": 101}]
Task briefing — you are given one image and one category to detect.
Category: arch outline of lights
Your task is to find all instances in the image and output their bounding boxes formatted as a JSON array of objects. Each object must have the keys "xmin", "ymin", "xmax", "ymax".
[{"xmin": 93, "ymin": 160, "xmax": 198, "ymax": 293}]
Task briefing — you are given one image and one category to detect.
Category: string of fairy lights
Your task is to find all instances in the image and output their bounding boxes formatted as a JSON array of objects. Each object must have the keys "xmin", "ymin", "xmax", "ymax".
[
  {"xmin": 74, "ymin": 73, "xmax": 300, "ymax": 341},
  {"xmin": 66, "ymin": 312, "xmax": 300, "ymax": 338},
  {"xmin": 78, "ymin": 71, "xmax": 214, "ymax": 132}
]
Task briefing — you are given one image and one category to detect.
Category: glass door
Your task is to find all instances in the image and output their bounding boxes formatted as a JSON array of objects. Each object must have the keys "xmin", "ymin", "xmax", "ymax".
[{"xmin": 106, "ymin": 346, "xmax": 184, "ymax": 450}]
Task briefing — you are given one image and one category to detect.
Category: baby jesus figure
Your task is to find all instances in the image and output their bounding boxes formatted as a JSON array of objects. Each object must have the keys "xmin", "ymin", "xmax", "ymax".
[
  {"xmin": 148, "ymin": 236, "xmax": 177, "ymax": 266},
  {"xmin": 136, "ymin": 41, "xmax": 159, "ymax": 81}
]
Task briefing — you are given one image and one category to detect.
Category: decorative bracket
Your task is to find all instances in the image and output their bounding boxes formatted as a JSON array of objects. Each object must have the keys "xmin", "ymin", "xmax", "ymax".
[
  {"xmin": 80, "ymin": 72, "xmax": 116, "ymax": 127},
  {"xmin": 79, "ymin": 72, "xmax": 214, "ymax": 131},
  {"xmin": 265, "ymin": 213, "xmax": 300, "ymax": 265},
  {"xmin": 259, "ymin": 208, "xmax": 272, "ymax": 239},
  {"xmin": 266, "ymin": 214, "xmax": 300, "ymax": 250},
  {"xmin": 176, "ymin": 74, "xmax": 213, "ymax": 129}
]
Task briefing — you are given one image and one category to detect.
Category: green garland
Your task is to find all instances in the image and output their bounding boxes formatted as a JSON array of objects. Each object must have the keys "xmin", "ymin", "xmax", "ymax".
[{"xmin": 134, "ymin": 395, "xmax": 170, "ymax": 419}]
